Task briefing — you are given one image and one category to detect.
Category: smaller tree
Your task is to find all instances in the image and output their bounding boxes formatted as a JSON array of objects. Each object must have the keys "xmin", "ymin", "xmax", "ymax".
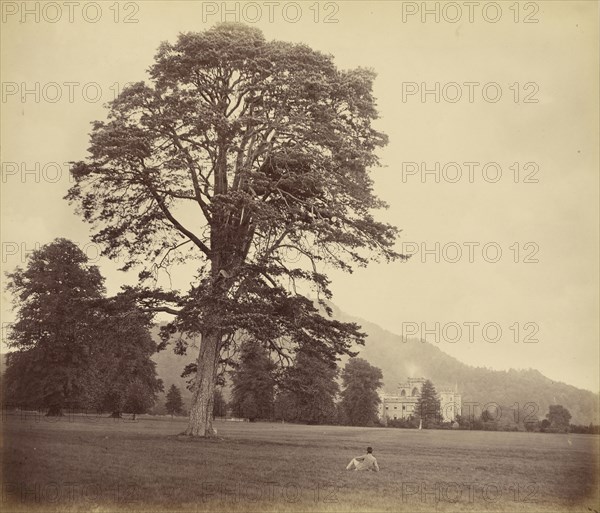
[
  {"xmin": 415, "ymin": 380, "xmax": 442, "ymax": 429},
  {"xmin": 546, "ymin": 405, "xmax": 571, "ymax": 433},
  {"xmin": 165, "ymin": 384, "xmax": 184, "ymax": 418},
  {"xmin": 340, "ymin": 358, "xmax": 383, "ymax": 426}
]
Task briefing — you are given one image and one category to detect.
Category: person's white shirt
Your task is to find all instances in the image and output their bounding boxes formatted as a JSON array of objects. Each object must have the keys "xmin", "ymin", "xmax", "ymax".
[{"xmin": 346, "ymin": 452, "xmax": 379, "ymax": 472}]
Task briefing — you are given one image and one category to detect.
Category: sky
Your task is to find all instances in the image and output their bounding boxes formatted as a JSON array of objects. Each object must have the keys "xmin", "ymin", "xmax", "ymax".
[{"xmin": 1, "ymin": 1, "xmax": 598, "ymax": 391}]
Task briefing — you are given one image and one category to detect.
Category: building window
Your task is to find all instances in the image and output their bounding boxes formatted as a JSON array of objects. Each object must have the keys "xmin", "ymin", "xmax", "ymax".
[
  {"xmin": 400, "ymin": 389, "xmax": 406, "ymax": 397},
  {"xmin": 402, "ymin": 405, "xmax": 406, "ymax": 410},
  {"xmin": 412, "ymin": 387, "xmax": 419, "ymax": 396}
]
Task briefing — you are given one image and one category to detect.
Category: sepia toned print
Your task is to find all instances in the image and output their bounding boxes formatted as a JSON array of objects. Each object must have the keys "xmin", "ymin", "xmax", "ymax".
[{"xmin": 1, "ymin": 1, "xmax": 598, "ymax": 512}]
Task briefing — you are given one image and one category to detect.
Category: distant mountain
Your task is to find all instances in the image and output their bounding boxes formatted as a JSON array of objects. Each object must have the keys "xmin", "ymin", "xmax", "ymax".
[{"xmin": 329, "ymin": 305, "xmax": 599, "ymax": 425}]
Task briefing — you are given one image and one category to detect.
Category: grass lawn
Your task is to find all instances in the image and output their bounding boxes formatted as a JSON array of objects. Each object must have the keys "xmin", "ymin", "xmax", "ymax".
[{"xmin": 1, "ymin": 413, "xmax": 598, "ymax": 512}]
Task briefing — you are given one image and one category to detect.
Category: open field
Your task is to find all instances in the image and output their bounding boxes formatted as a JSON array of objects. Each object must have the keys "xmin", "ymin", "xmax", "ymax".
[{"xmin": 1, "ymin": 413, "xmax": 598, "ymax": 512}]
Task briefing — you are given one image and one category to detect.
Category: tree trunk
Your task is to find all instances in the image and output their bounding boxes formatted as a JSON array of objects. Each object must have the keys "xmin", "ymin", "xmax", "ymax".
[{"xmin": 185, "ymin": 330, "xmax": 220, "ymax": 437}]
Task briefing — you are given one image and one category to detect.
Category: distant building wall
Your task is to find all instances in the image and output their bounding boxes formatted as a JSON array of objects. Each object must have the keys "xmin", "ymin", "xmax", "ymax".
[{"xmin": 379, "ymin": 378, "xmax": 461, "ymax": 424}]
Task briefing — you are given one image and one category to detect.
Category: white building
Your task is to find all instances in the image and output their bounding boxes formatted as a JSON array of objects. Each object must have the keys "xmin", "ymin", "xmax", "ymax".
[{"xmin": 379, "ymin": 377, "xmax": 461, "ymax": 424}]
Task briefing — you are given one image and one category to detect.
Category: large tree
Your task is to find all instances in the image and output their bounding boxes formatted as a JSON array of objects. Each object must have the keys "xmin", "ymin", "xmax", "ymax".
[
  {"xmin": 229, "ymin": 339, "xmax": 276, "ymax": 421},
  {"xmin": 66, "ymin": 23, "xmax": 402, "ymax": 436},
  {"xmin": 340, "ymin": 358, "xmax": 383, "ymax": 426},
  {"xmin": 4, "ymin": 239, "xmax": 106, "ymax": 415}
]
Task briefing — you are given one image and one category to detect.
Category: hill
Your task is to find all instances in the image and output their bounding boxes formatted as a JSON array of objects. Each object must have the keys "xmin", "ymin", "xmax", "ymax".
[
  {"xmin": 150, "ymin": 305, "xmax": 599, "ymax": 424},
  {"xmin": 331, "ymin": 305, "xmax": 599, "ymax": 425}
]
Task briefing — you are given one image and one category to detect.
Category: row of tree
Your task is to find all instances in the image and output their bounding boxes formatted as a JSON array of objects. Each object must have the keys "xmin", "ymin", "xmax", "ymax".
[
  {"xmin": 3, "ymin": 239, "xmax": 163, "ymax": 418},
  {"xmin": 228, "ymin": 339, "xmax": 384, "ymax": 426},
  {"xmin": 3, "ymin": 239, "xmax": 387, "ymax": 425},
  {"xmin": 7, "ymin": 244, "xmax": 589, "ymax": 436},
  {"xmin": 454, "ymin": 404, "xmax": 580, "ymax": 433},
  {"xmin": 386, "ymin": 393, "xmax": 591, "ymax": 434},
  {"xmin": 102, "ymin": 372, "xmax": 600, "ymax": 433},
  {"xmin": 458, "ymin": 404, "xmax": 580, "ymax": 433}
]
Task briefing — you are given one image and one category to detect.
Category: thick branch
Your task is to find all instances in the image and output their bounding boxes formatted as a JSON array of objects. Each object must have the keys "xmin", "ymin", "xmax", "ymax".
[{"xmin": 147, "ymin": 187, "xmax": 212, "ymax": 257}]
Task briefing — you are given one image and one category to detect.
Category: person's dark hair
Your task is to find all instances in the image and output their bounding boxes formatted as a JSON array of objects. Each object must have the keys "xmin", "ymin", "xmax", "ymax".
[{"xmin": 367, "ymin": 447, "xmax": 373, "ymax": 454}]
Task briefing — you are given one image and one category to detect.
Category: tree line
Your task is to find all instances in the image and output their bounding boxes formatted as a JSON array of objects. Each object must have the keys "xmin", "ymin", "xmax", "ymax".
[
  {"xmin": 8, "ymin": 240, "xmax": 592, "ymax": 434},
  {"xmin": 2, "ymin": 238, "xmax": 386, "ymax": 426},
  {"xmin": 386, "ymin": 392, "xmax": 599, "ymax": 434},
  {"xmin": 3, "ymin": 239, "xmax": 163, "ymax": 418},
  {"xmin": 226, "ymin": 339, "xmax": 384, "ymax": 426},
  {"xmin": 452, "ymin": 403, "xmax": 599, "ymax": 434}
]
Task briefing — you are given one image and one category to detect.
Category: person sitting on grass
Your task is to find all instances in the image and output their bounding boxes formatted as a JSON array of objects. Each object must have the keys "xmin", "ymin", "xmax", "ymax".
[{"xmin": 346, "ymin": 446, "xmax": 380, "ymax": 472}]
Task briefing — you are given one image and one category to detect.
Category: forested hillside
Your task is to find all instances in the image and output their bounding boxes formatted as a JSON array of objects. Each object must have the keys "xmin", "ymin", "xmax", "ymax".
[{"xmin": 336, "ymin": 307, "xmax": 599, "ymax": 425}]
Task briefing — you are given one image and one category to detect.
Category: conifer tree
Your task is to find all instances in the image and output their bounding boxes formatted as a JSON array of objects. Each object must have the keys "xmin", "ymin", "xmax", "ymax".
[{"xmin": 415, "ymin": 379, "xmax": 442, "ymax": 428}]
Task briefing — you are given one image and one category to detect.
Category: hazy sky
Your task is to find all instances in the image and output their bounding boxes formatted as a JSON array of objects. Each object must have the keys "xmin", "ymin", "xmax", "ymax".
[{"xmin": 2, "ymin": 1, "xmax": 598, "ymax": 391}]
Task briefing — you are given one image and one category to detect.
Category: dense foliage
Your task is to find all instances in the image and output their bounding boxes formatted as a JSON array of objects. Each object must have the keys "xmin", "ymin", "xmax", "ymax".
[
  {"xmin": 4, "ymin": 239, "xmax": 105, "ymax": 415},
  {"xmin": 92, "ymin": 294, "xmax": 163, "ymax": 417},
  {"xmin": 4, "ymin": 239, "xmax": 162, "ymax": 417},
  {"xmin": 66, "ymin": 23, "xmax": 402, "ymax": 435},
  {"xmin": 229, "ymin": 339, "xmax": 276, "ymax": 421},
  {"xmin": 165, "ymin": 384, "xmax": 185, "ymax": 417},
  {"xmin": 545, "ymin": 404, "xmax": 572, "ymax": 432},
  {"xmin": 275, "ymin": 349, "xmax": 339, "ymax": 424},
  {"xmin": 340, "ymin": 358, "xmax": 383, "ymax": 426}
]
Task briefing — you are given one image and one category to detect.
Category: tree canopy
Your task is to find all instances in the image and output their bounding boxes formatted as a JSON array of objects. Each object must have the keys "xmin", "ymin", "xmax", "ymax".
[
  {"xmin": 66, "ymin": 23, "xmax": 402, "ymax": 435},
  {"xmin": 546, "ymin": 404, "xmax": 572, "ymax": 432},
  {"xmin": 92, "ymin": 294, "xmax": 163, "ymax": 417},
  {"xmin": 165, "ymin": 384, "xmax": 185, "ymax": 417},
  {"xmin": 4, "ymin": 239, "xmax": 105, "ymax": 415},
  {"xmin": 277, "ymin": 349, "xmax": 339, "ymax": 424},
  {"xmin": 4, "ymin": 238, "xmax": 163, "ymax": 417}
]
